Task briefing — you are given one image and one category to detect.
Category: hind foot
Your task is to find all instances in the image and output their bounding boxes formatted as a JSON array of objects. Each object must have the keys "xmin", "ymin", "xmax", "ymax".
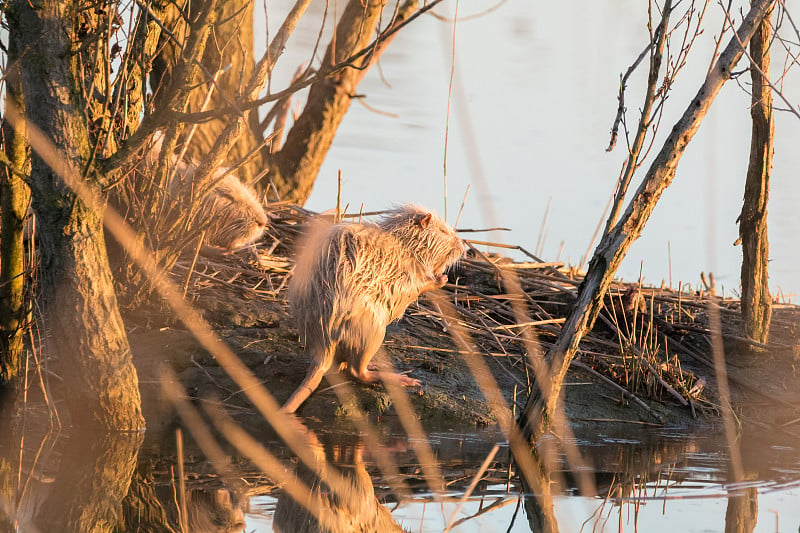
[
  {"xmin": 386, "ymin": 372, "xmax": 421, "ymax": 388},
  {"xmin": 354, "ymin": 369, "xmax": 420, "ymax": 388}
]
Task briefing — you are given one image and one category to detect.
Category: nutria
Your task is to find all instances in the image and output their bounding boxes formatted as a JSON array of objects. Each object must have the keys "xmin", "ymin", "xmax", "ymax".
[
  {"xmin": 282, "ymin": 205, "xmax": 465, "ymax": 413},
  {"xmin": 143, "ymin": 132, "xmax": 268, "ymax": 255},
  {"xmin": 181, "ymin": 170, "xmax": 268, "ymax": 255}
]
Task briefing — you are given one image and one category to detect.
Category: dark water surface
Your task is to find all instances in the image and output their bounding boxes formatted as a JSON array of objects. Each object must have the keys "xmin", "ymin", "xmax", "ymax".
[
  {"xmin": 4, "ymin": 407, "xmax": 798, "ymax": 532},
  {"xmin": 249, "ymin": 425, "xmax": 800, "ymax": 532}
]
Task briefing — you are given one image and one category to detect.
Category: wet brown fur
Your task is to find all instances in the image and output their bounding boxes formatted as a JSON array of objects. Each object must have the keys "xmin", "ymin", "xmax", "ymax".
[
  {"xmin": 188, "ymin": 172, "xmax": 268, "ymax": 253},
  {"xmin": 283, "ymin": 205, "xmax": 465, "ymax": 413},
  {"xmin": 145, "ymin": 132, "xmax": 268, "ymax": 254}
]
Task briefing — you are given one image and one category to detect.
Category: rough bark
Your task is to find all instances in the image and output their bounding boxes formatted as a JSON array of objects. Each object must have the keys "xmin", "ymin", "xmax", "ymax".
[
  {"xmin": 0, "ymin": 31, "xmax": 30, "ymax": 396},
  {"xmin": 738, "ymin": 1, "xmax": 773, "ymax": 345},
  {"xmin": 109, "ymin": 0, "xmax": 220, "ymax": 303},
  {"xmin": 519, "ymin": 0, "xmax": 777, "ymax": 441},
  {"xmin": 183, "ymin": 0, "xmax": 312, "ymax": 199},
  {"xmin": 96, "ymin": 0, "xmax": 165, "ymax": 148},
  {"xmin": 0, "ymin": 402, "xmax": 16, "ymax": 533},
  {"xmin": 8, "ymin": 0, "xmax": 144, "ymax": 430},
  {"xmin": 724, "ymin": 486, "xmax": 758, "ymax": 533},
  {"xmin": 268, "ymin": 0, "xmax": 399, "ymax": 204},
  {"xmin": 151, "ymin": 0, "xmax": 261, "ymax": 183}
]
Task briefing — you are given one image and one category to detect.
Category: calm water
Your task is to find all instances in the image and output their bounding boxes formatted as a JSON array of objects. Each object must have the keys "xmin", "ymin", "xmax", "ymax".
[
  {"xmin": 3, "ymin": 419, "xmax": 799, "ymax": 532},
  {"xmin": 261, "ymin": 0, "xmax": 800, "ymax": 301},
  {"xmin": 244, "ymin": 426, "xmax": 800, "ymax": 532}
]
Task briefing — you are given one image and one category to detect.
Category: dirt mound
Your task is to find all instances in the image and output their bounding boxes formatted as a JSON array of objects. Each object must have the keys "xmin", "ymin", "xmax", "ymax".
[{"xmin": 127, "ymin": 204, "xmax": 800, "ymax": 437}]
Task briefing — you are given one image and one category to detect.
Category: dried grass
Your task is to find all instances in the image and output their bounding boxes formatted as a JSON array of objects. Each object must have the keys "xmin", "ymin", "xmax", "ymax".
[{"xmin": 171, "ymin": 203, "xmax": 800, "ymax": 420}]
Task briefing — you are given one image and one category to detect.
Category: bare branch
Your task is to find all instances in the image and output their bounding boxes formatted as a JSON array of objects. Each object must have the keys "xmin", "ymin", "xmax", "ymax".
[
  {"xmin": 521, "ymin": 0, "xmax": 777, "ymax": 440},
  {"xmin": 604, "ymin": 1, "xmax": 673, "ymax": 235},
  {"xmin": 719, "ymin": 0, "xmax": 800, "ymax": 120},
  {"xmin": 606, "ymin": 40, "xmax": 656, "ymax": 154}
]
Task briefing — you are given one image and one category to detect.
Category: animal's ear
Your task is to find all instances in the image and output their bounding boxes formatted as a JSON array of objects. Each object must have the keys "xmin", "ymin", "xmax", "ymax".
[{"xmin": 416, "ymin": 213, "xmax": 432, "ymax": 229}]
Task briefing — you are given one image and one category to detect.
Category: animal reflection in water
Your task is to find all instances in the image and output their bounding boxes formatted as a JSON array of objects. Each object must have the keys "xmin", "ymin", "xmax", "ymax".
[
  {"xmin": 141, "ymin": 131, "xmax": 268, "ymax": 256},
  {"xmin": 273, "ymin": 428, "xmax": 404, "ymax": 532},
  {"xmin": 283, "ymin": 205, "xmax": 465, "ymax": 412},
  {"xmin": 176, "ymin": 488, "xmax": 246, "ymax": 533},
  {"xmin": 119, "ymin": 471, "xmax": 246, "ymax": 532}
]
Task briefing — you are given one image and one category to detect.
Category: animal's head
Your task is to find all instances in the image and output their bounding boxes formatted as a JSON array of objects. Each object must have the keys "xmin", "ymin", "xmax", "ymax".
[
  {"xmin": 206, "ymin": 174, "xmax": 268, "ymax": 250},
  {"xmin": 379, "ymin": 205, "xmax": 465, "ymax": 275}
]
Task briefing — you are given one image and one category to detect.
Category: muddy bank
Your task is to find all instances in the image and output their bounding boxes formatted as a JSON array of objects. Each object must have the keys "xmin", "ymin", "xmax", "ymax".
[{"xmin": 126, "ymin": 206, "xmax": 800, "ymax": 440}]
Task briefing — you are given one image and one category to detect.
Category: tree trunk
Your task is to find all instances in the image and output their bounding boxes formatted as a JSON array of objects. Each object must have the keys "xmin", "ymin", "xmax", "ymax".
[
  {"xmin": 0, "ymin": 31, "xmax": 30, "ymax": 397},
  {"xmin": 151, "ymin": 0, "xmax": 261, "ymax": 183},
  {"xmin": 724, "ymin": 486, "xmax": 758, "ymax": 533},
  {"xmin": 119, "ymin": 6, "xmax": 166, "ymax": 139},
  {"xmin": 269, "ymin": 0, "xmax": 400, "ymax": 204},
  {"xmin": 8, "ymin": 0, "xmax": 144, "ymax": 430},
  {"xmin": 738, "ymin": 1, "xmax": 773, "ymax": 345},
  {"xmin": 519, "ymin": 0, "xmax": 777, "ymax": 442}
]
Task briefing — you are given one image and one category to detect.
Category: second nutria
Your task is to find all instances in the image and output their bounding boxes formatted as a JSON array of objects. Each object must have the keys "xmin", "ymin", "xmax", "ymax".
[
  {"xmin": 144, "ymin": 132, "xmax": 268, "ymax": 255},
  {"xmin": 179, "ymin": 170, "xmax": 268, "ymax": 255},
  {"xmin": 282, "ymin": 205, "xmax": 465, "ymax": 413}
]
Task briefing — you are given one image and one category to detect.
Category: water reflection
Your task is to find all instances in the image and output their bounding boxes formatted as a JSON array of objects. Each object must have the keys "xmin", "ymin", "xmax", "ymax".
[
  {"xmin": 724, "ymin": 481, "xmax": 758, "ymax": 533},
  {"xmin": 273, "ymin": 428, "xmax": 403, "ymax": 532},
  {"xmin": 0, "ymin": 418, "xmax": 142, "ymax": 533},
  {"xmin": 33, "ymin": 430, "xmax": 141, "ymax": 532},
  {"xmin": 364, "ymin": 426, "xmax": 799, "ymax": 532},
  {"xmin": 121, "ymin": 465, "xmax": 245, "ymax": 532},
  {"xmin": 557, "ymin": 427, "xmax": 800, "ymax": 533},
  {"xmin": 0, "ymin": 401, "xmax": 246, "ymax": 533},
  {"xmin": 229, "ymin": 424, "xmax": 798, "ymax": 532},
  {"xmin": 3, "ymin": 403, "xmax": 799, "ymax": 532}
]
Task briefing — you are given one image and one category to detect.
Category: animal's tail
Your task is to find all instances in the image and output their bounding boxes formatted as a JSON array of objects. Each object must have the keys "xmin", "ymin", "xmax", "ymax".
[{"xmin": 281, "ymin": 344, "xmax": 335, "ymax": 413}]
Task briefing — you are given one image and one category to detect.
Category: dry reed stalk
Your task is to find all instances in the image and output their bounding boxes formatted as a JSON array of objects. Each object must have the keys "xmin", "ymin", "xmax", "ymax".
[
  {"xmin": 442, "ymin": 444, "xmax": 499, "ymax": 532},
  {"xmin": 13, "ymin": 110, "xmax": 363, "ymax": 508},
  {"xmin": 26, "ymin": 327, "xmax": 61, "ymax": 429},
  {"xmin": 444, "ymin": 496, "xmax": 521, "ymax": 531},
  {"xmin": 571, "ymin": 360, "xmax": 664, "ymax": 424},
  {"xmin": 37, "ymin": 148, "xmax": 788, "ymax": 505},
  {"xmin": 175, "ymin": 428, "xmax": 188, "ymax": 533},
  {"xmin": 370, "ymin": 349, "xmax": 447, "ymax": 497},
  {"xmin": 429, "ymin": 289, "xmax": 579, "ymax": 528},
  {"xmin": 200, "ymin": 400, "xmax": 331, "ymax": 523}
]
